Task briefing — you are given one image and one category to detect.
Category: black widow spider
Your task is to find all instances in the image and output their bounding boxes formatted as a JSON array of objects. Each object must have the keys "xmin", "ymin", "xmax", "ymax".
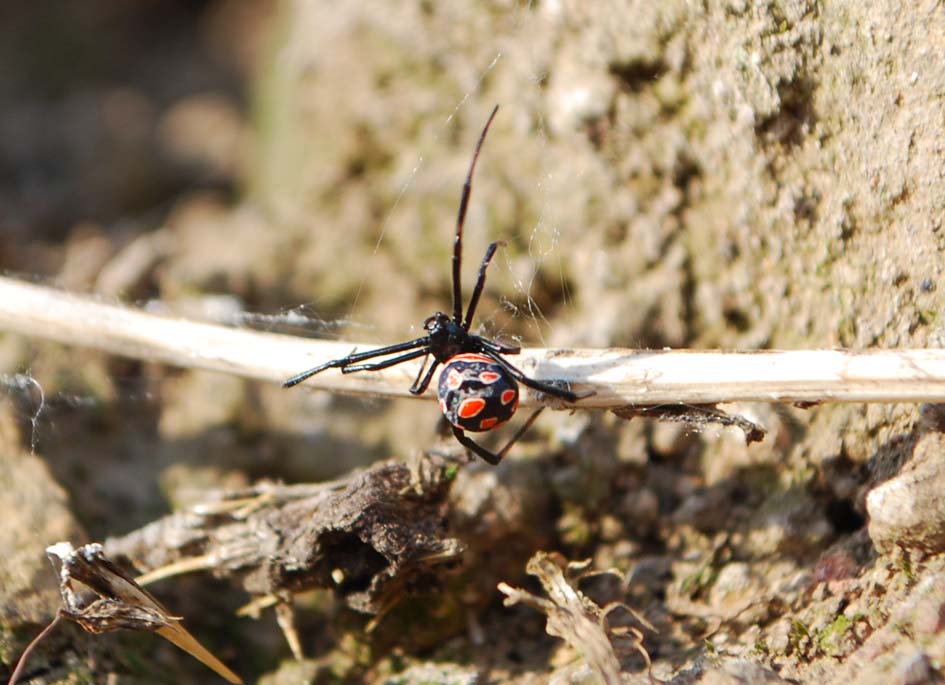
[{"xmin": 284, "ymin": 105, "xmax": 578, "ymax": 464}]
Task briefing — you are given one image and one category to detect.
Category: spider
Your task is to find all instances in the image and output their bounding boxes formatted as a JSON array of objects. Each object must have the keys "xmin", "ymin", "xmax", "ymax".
[{"xmin": 284, "ymin": 105, "xmax": 578, "ymax": 464}]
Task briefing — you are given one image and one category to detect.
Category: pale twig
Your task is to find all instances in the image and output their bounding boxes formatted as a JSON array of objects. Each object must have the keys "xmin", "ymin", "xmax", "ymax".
[{"xmin": 1, "ymin": 275, "xmax": 945, "ymax": 407}]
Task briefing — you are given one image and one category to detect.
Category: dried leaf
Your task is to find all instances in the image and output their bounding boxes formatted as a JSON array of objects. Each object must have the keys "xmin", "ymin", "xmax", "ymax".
[
  {"xmin": 499, "ymin": 551, "xmax": 654, "ymax": 685},
  {"xmin": 46, "ymin": 542, "xmax": 242, "ymax": 683}
]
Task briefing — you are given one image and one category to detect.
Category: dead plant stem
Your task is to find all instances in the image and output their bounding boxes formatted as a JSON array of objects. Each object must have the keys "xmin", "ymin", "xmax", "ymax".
[{"xmin": 1, "ymin": 275, "xmax": 944, "ymax": 407}]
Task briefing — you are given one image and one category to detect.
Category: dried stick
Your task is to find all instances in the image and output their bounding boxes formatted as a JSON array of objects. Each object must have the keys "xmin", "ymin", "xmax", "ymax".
[
  {"xmin": 1, "ymin": 275, "xmax": 945, "ymax": 407},
  {"xmin": 7, "ymin": 614, "xmax": 62, "ymax": 685}
]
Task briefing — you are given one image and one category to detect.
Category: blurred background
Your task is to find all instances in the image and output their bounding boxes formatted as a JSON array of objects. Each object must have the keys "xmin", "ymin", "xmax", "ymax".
[{"xmin": 2, "ymin": 1, "xmax": 944, "ymax": 683}]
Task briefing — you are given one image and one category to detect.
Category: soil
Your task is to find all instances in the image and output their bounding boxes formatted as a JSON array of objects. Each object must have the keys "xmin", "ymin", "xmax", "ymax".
[{"xmin": 2, "ymin": 1, "xmax": 945, "ymax": 684}]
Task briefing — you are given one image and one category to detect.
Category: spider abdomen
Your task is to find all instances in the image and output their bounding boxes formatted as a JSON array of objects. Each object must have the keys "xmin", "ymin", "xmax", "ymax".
[{"xmin": 438, "ymin": 353, "xmax": 519, "ymax": 432}]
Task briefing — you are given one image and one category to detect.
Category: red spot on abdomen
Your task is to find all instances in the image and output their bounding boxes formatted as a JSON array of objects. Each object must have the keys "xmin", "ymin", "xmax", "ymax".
[
  {"xmin": 450, "ymin": 353, "xmax": 493, "ymax": 364},
  {"xmin": 500, "ymin": 389, "xmax": 517, "ymax": 405},
  {"xmin": 458, "ymin": 398, "xmax": 487, "ymax": 418}
]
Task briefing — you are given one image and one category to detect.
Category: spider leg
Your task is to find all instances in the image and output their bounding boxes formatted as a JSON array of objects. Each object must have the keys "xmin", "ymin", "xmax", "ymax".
[
  {"xmin": 451, "ymin": 105, "xmax": 500, "ymax": 324},
  {"xmin": 283, "ymin": 336, "xmax": 428, "ymax": 387},
  {"xmin": 451, "ymin": 408, "xmax": 545, "ymax": 465},
  {"xmin": 480, "ymin": 338, "xmax": 521, "ymax": 356},
  {"xmin": 485, "ymin": 352, "xmax": 579, "ymax": 403},
  {"xmin": 410, "ymin": 353, "xmax": 430, "ymax": 390},
  {"xmin": 451, "ymin": 426, "xmax": 502, "ymax": 465},
  {"xmin": 495, "ymin": 407, "xmax": 545, "ymax": 461},
  {"xmin": 462, "ymin": 241, "xmax": 502, "ymax": 331},
  {"xmin": 339, "ymin": 348, "xmax": 429, "ymax": 374},
  {"xmin": 410, "ymin": 359, "xmax": 440, "ymax": 395}
]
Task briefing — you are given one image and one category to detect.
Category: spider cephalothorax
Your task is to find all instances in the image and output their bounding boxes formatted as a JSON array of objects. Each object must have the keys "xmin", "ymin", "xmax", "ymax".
[
  {"xmin": 285, "ymin": 106, "xmax": 577, "ymax": 464},
  {"xmin": 422, "ymin": 312, "xmax": 469, "ymax": 362}
]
